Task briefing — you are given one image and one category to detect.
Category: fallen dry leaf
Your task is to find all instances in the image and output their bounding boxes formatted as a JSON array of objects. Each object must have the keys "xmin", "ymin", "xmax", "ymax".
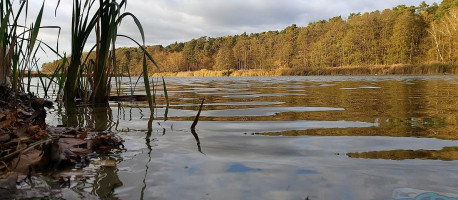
[
  {"xmin": 79, "ymin": 130, "xmax": 88, "ymax": 139},
  {"xmin": 0, "ymin": 112, "xmax": 15, "ymax": 129},
  {"xmin": 12, "ymin": 149, "xmax": 43, "ymax": 173},
  {"xmin": 26, "ymin": 125, "xmax": 41, "ymax": 135}
]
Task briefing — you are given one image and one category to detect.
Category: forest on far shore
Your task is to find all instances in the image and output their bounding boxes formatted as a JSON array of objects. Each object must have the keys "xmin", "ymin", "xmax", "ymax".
[{"xmin": 42, "ymin": 0, "xmax": 458, "ymax": 75}]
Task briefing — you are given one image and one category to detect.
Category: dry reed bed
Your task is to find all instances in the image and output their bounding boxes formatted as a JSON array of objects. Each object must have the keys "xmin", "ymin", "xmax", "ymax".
[{"xmin": 152, "ymin": 63, "xmax": 458, "ymax": 77}]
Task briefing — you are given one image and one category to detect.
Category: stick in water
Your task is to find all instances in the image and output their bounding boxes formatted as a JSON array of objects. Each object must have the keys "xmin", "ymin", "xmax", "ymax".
[{"xmin": 191, "ymin": 98, "xmax": 205, "ymax": 129}]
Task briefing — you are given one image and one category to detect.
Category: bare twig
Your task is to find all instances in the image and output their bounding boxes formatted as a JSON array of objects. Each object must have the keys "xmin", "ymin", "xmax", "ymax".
[{"xmin": 0, "ymin": 161, "xmax": 11, "ymax": 172}]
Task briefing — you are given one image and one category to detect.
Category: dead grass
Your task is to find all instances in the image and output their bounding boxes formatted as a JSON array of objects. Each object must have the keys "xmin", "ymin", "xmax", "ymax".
[{"xmin": 151, "ymin": 63, "xmax": 458, "ymax": 77}]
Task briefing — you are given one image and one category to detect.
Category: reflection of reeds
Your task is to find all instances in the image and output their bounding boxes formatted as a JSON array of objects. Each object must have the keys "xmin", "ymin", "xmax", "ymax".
[
  {"xmin": 140, "ymin": 114, "xmax": 154, "ymax": 200},
  {"xmin": 63, "ymin": 104, "xmax": 115, "ymax": 131}
]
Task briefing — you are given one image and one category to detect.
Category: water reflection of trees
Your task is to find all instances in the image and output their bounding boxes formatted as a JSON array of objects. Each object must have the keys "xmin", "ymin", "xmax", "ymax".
[
  {"xmin": 232, "ymin": 79, "xmax": 458, "ymax": 140},
  {"xmin": 347, "ymin": 147, "xmax": 458, "ymax": 161},
  {"xmin": 50, "ymin": 78, "xmax": 458, "ymax": 199},
  {"xmin": 162, "ymin": 79, "xmax": 458, "ymax": 140}
]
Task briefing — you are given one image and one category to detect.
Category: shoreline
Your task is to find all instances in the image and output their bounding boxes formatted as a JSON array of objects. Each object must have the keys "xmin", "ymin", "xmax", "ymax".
[
  {"xmin": 151, "ymin": 63, "xmax": 458, "ymax": 77},
  {"xmin": 0, "ymin": 86, "xmax": 122, "ymax": 199}
]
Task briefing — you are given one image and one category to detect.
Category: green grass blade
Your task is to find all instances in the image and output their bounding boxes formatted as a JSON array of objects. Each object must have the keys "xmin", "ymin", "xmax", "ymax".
[
  {"xmin": 46, "ymin": 55, "xmax": 67, "ymax": 93},
  {"xmin": 27, "ymin": 69, "xmax": 31, "ymax": 92},
  {"xmin": 117, "ymin": 13, "xmax": 145, "ymax": 43},
  {"xmin": 36, "ymin": 66, "xmax": 48, "ymax": 96},
  {"xmin": 142, "ymin": 54, "xmax": 154, "ymax": 113},
  {"xmin": 162, "ymin": 77, "xmax": 169, "ymax": 120},
  {"xmin": 29, "ymin": 2, "xmax": 44, "ymax": 53},
  {"xmin": 0, "ymin": 5, "xmax": 11, "ymax": 47}
]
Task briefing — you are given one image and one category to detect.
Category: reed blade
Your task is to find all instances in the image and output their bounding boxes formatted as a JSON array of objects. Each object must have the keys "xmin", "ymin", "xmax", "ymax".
[
  {"xmin": 142, "ymin": 54, "xmax": 154, "ymax": 113},
  {"xmin": 29, "ymin": 3, "xmax": 44, "ymax": 54},
  {"xmin": 162, "ymin": 77, "xmax": 169, "ymax": 120}
]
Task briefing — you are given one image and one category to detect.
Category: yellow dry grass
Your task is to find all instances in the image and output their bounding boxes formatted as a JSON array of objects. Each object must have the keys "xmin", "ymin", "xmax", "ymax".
[{"xmin": 151, "ymin": 63, "xmax": 458, "ymax": 77}]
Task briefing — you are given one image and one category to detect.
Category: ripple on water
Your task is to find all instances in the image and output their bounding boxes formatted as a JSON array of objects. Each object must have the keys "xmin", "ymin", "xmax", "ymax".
[
  {"xmin": 150, "ymin": 106, "xmax": 346, "ymax": 118},
  {"xmin": 359, "ymin": 85, "xmax": 382, "ymax": 89}
]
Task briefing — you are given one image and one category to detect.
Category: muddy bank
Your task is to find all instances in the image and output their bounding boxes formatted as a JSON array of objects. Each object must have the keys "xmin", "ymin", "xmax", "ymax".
[{"xmin": 0, "ymin": 86, "xmax": 122, "ymax": 199}]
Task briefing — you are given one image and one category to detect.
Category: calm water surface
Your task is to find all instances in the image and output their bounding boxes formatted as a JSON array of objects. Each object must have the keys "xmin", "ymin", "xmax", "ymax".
[{"xmin": 41, "ymin": 76, "xmax": 458, "ymax": 200}]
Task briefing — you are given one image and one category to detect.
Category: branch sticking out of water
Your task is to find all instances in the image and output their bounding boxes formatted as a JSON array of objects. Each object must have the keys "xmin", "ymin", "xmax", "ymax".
[
  {"xmin": 191, "ymin": 98, "xmax": 205, "ymax": 154},
  {"xmin": 191, "ymin": 98, "xmax": 205, "ymax": 129}
]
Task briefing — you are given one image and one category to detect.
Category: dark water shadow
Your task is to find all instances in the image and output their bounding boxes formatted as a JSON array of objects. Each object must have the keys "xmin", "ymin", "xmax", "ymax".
[
  {"xmin": 191, "ymin": 128, "xmax": 203, "ymax": 154},
  {"xmin": 91, "ymin": 157, "xmax": 123, "ymax": 199},
  {"xmin": 191, "ymin": 99, "xmax": 204, "ymax": 154},
  {"xmin": 92, "ymin": 106, "xmax": 114, "ymax": 131},
  {"xmin": 63, "ymin": 103, "xmax": 115, "ymax": 132},
  {"xmin": 58, "ymin": 103, "xmax": 122, "ymax": 198}
]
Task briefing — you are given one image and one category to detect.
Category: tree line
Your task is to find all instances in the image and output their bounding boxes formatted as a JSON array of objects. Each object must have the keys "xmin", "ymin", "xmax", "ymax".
[{"xmin": 42, "ymin": 0, "xmax": 458, "ymax": 75}]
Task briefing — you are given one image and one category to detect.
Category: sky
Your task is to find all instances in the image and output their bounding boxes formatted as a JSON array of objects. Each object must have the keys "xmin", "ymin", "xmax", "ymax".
[{"xmin": 26, "ymin": 0, "xmax": 441, "ymax": 64}]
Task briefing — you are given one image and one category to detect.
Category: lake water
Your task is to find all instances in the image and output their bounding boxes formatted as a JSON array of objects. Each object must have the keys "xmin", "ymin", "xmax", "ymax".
[{"xmin": 39, "ymin": 76, "xmax": 458, "ymax": 200}]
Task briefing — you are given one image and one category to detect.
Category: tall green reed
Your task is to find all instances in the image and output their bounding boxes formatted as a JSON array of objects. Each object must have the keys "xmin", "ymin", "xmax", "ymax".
[
  {"xmin": 1, "ymin": 0, "xmax": 61, "ymax": 94},
  {"xmin": 63, "ymin": 0, "xmax": 165, "ymax": 114},
  {"xmin": 2, "ymin": 0, "xmax": 167, "ymax": 115}
]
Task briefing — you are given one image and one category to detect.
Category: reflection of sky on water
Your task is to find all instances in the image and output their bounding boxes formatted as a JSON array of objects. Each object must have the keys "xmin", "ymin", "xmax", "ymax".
[
  {"xmin": 116, "ymin": 130, "xmax": 458, "ymax": 200},
  {"xmin": 38, "ymin": 75, "xmax": 458, "ymax": 200},
  {"xmin": 227, "ymin": 163, "xmax": 262, "ymax": 173},
  {"xmin": 359, "ymin": 85, "xmax": 382, "ymax": 89},
  {"xmin": 296, "ymin": 169, "xmax": 318, "ymax": 174},
  {"xmin": 109, "ymin": 106, "xmax": 346, "ymax": 118},
  {"xmin": 109, "ymin": 119, "xmax": 376, "ymax": 135}
]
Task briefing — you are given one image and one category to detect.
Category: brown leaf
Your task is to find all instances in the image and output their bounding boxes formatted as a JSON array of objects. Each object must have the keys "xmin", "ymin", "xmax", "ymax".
[
  {"xmin": 26, "ymin": 125, "xmax": 41, "ymax": 135},
  {"xmin": 12, "ymin": 149, "xmax": 43, "ymax": 173},
  {"xmin": 36, "ymin": 129, "xmax": 47, "ymax": 138},
  {"xmin": 0, "ymin": 112, "xmax": 15, "ymax": 129},
  {"xmin": 88, "ymin": 134, "xmax": 122, "ymax": 150},
  {"xmin": 16, "ymin": 126, "xmax": 30, "ymax": 140},
  {"xmin": 79, "ymin": 130, "xmax": 88, "ymax": 139},
  {"xmin": 59, "ymin": 138, "xmax": 88, "ymax": 151}
]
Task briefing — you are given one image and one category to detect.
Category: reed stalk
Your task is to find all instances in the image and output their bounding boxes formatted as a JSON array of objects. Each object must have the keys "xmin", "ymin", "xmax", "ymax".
[
  {"xmin": 1, "ymin": 0, "xmax": 61, "ymax": 94},
  {"xmin": 63, "ymin": 0, "xmax": 162, "ymax": 112}
]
